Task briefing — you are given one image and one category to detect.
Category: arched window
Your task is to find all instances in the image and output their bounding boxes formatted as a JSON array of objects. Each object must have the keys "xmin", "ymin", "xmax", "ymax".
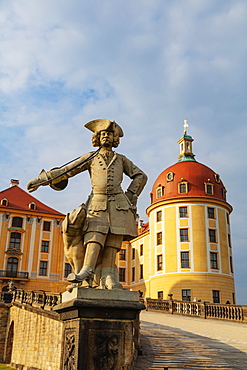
[
  {"xmin": 9, "ymin": 232, "xmax": 21, "ymax": 249},
  {"xmin": 12, "ymin": 217, "xmax": 23, "ymax": 228},
  {"xmin": 7, "ymin": 257, "xmax": 19, "ymax": 277},
  {"xmin": 1, "ymin": 198, "xmax": 8, "ymax": 206}
]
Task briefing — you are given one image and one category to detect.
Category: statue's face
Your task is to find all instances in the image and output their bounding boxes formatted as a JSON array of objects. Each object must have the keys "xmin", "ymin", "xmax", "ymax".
[{"xmin": 100, "ymin": 130, "xmax": 114, "ymax": 147}]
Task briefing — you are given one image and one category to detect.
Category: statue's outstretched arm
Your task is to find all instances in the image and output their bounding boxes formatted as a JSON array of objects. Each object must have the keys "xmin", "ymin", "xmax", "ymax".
[{"xmin": 27, "ymin": 151, "xmax": 95, "ymax": 193}]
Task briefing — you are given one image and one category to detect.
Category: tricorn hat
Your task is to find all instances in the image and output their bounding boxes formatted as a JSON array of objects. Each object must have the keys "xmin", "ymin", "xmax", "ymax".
[{"xmin": 84, "ymin": 119, "xmax": 124, "ymax": 137}]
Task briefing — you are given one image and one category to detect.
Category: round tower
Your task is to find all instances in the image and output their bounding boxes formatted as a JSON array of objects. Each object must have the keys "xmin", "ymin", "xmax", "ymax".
[{"xmin": 146, "ymin": 122, "xmax": 235, "ymax": 304}]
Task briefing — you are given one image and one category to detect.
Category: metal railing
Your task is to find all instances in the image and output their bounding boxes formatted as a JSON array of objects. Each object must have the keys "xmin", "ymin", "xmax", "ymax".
[
  {"xmin": 0, "ymin": 270, "xmax": 29, "ymax": 279},
  {"xmin": 145, "ymin": 298, "xmax": 247, "ymax": 323}
]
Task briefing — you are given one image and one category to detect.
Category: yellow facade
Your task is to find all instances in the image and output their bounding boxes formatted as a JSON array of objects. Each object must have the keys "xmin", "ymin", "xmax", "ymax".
[{"xmin": 117, "ymin": 199, "xmax": 235, "ymax": 304}]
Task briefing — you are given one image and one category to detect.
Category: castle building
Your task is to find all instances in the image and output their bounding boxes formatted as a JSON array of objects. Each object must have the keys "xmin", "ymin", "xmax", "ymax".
[
  {"xmin": 117, "ymin": 124, "xmax": 235, "ymax": 304},
  {"xmin": 0, "ymin": 179, "xmax": 69, "ymax": 293}
]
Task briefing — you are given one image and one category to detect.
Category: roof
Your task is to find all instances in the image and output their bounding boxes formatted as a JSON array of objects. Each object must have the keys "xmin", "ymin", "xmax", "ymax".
[
  {"xmin": 151, "ymin": 160, "xmax": 227, "ymax": 203},
  {"xmin": 0, "ymin": 185, "xmax": 64, "ymax": 216}
]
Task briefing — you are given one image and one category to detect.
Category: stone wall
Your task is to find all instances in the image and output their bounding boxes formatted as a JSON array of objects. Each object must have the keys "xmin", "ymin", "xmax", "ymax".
[
  {"xmin": 0, "ymin": 303, "xmax": 10, "ymax": 362},
  {"xmin": 7, "ymin": 303, "xmax": 64, "ymax": 370}
]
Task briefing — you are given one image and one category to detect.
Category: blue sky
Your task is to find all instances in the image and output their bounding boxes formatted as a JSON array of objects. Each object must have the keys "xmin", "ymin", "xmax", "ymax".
[{"xmin": 0, "ymin": 0, "xmax": 247, "ymax": 303}]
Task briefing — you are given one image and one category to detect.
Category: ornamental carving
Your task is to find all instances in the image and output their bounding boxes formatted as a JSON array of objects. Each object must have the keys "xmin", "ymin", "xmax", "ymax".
[
  {"xmin": 93, "ymin": 334, "xmax": 119, "ymax": 370},
  {"xmin": 63, "ymin": 331, "xmax": 76, "ymax": 370}
]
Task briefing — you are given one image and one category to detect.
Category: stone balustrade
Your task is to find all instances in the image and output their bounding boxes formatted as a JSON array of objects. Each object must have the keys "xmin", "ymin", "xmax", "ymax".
[
  {"xmin": 0, "ymin": 289, "xmax": 61, "ymax": 310},
  {"xmin": 1, "ymin": 291, "xmax": 247, "ymax": 322},
  {"xmin": 146, "ymin": 298, "xmax": 247, "ymax": 323}
]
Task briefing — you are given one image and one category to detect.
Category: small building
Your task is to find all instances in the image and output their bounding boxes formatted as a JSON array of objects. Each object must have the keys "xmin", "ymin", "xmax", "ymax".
[
  {"xmin": 117, "ymin": 126, "xmax": 235, "ymax": 304},
  {"xmin": 0, "ymin": 179, "xmax": 69, "ymax": 293}
]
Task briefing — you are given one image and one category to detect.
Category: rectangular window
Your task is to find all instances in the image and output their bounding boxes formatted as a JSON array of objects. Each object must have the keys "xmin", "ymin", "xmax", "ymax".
[
  {"xmin": 179, "ymin": 207, "xmax": 188, "ymax": 218},
  {"xmin": 182, "ymin": 289, "xmax": 191, "ymax": 301},
  {"xmin": 226, "ymin": 213, "xmax": 230, "ymax": 224},
  {"xmin": 140, "ymin": 244, "xmax": 143, "ymax": 256},
  {"xmin": 43, "ymin": 221, "xmax": 51, "ymax": 231},
  {"xmin": 212, "ymin": 290, "xmax": 220, "ymax": 303},
  {"xmin": 131, "ymin": 267, "xmax": 135, "ymax": 282},
  {"xmin": 179, "ymin": 182, "xmax": 188, "ymax": 194},
  {"xmin": 140, "ymin": 264, "xmax": 143, "ymax": 280},
  {"xmin": 119, "ymin": 249, "xmax": 126, "ymax": 260},
  {"xmin": 210, "ymin": 252, "xmax": 218, "ymax": 269},
  {"xmin": 39, "ymin": 261, "xmax": 48, "ymax": 276},
  {"xmin": 157, "ymin": 232, "xmax": 162, "ymax": 245},
  {"xmin": 9, "ymin": 232, "xmax": 21, "ymax": 249},
  {"xmin": 207, "ymin": 207, "xmax": 215, "ymax": 219},
  {"xmin": 64, "ymin": 263, "xmax": 72, "ymax": 277},
  {"xmin": 158, "ymin": 291, "xmax": 163, "ymax": 299},
  {"xmin": 12, "ymin": 217, "xmax": 23, "ymax": 228},
  {"xmin": 230, "ymin": 256, "xmax": 234, "ymax": 273},
  {"xmin": 41, "ymin": 240, "xmax": 49, "ymax": 253},
  {"xmin": 156, "ymin": 210, "xmax": 162, "ymax": 222},
  {"xmin": 157, "ymin": 254, "xmax": 163, "ymax": 271},
  {"xmin": 205, "ymin": 183, "xmax": 214, "ymax": 195},
  {"xmin": 180, "ymin": 228, "xmax": 189, "ymax": 242},
  {"xmin": 119, "ymin": 268, "xmax": 126, "ymax": 282},
  {"xmin": 209, "ymin": 229, "xmax": 216, "ymax": 243},
  {"xmin": 181, "ymin": 252, "xmax": 190, "ymax": 268},
  {"xmin": 132, "ymin": 248, "xmax": 135, "ymax": 260},
  {"xmin": 228, "ymin": 234, "xmax": 232, "ymax": 248}
]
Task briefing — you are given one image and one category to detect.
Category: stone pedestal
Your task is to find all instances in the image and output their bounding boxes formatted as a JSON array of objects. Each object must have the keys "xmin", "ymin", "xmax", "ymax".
[{"xmin": 54, "ymin": 288, "xmax": 145, "ymax": 370}]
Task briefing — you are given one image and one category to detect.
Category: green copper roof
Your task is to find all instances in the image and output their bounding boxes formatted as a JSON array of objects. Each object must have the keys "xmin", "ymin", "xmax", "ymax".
[
  {"xmin": 179, "ymin": 133, "xmax": 193, "ymax": 141},
  {"xmin": 178, "ymin": 155, "xmax": 197, "ymax": 162}
]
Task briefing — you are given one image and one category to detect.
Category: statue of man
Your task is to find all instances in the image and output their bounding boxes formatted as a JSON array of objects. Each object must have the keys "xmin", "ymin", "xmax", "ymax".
[{"xmin": 27, "ymin": 119, "xmax": 147, "ymax": 290}]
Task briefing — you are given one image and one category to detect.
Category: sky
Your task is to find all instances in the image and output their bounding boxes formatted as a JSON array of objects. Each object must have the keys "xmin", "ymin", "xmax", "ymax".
[{"xmin": 0, "ymin": 0, "xmax": 246, "ymax": 303}]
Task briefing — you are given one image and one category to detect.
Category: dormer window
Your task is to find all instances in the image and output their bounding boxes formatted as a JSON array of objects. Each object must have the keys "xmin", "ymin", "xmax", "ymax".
[
  {"xmin": 156, "ymin": 185, "xmax": 164, "ymax": 198},
  {"xmin": 222, "ymin": 187, "xmax": 227, "ymax": 200},
  {"xmin": 29, "ymin": 202, "xmax": 36, "ymax": 210},
  {"xmin": 178, "ymin": 181, "xmax": 188, "ymax": 194},
  {"xmin": 214, "ymin": 174, "xmax": 221, "ymax": 183},
  {"xmin": 205, "ymin": 181, "xmax": 214, "ymax": 195},
  {"xmin": 1, "ymin": 198, "xmax": 8, "ymax": 206}
]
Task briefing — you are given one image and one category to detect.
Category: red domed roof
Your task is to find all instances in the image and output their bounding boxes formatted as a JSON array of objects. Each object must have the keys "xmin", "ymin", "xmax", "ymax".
[{"xmin": 151, "ymin": 160, "xmax": 227, "ymax": 204}]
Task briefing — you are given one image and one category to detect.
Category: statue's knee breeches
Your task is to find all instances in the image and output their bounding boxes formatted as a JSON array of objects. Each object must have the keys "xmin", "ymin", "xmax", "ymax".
[{"xmin": 84, "ymin": 231, "xmax": 123, "ymax": 250}]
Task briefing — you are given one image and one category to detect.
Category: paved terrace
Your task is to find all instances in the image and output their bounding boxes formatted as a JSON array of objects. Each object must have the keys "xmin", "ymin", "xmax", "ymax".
[{"xmin": 135, "ymin": 311, "xmax": 247, "ymax": 370}]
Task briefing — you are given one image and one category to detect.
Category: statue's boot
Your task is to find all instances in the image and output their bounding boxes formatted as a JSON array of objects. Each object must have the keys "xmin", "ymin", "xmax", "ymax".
[
  {"xmin": 67, "ymin": 242, "xmax": 101, "ymax": 287},
  {"xmin": 100, "ymin": 267, "xmax": 123, "ymax": 290},
  {"xmin": 67, "ymin": 266, "xmax": 94, "ymax": 286}
]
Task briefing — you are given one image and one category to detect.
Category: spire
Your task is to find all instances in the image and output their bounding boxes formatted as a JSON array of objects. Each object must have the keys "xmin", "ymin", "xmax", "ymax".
[{"xmin": 177, "ymin": 120, "xmax": 196, "ymax": 162}]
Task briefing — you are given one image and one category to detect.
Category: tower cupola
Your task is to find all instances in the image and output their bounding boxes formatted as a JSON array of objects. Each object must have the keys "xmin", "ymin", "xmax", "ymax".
[{"xmin": 177, "ymin": 120, "xmax": 196, "ymax": 162}]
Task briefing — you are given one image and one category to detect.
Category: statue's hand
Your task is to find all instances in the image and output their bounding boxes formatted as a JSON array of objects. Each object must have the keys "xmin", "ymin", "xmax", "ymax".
[
  {"xmin": 27, "ymin": 177, "xmax": 42, "ymax": 193},
  {"xmin": 125, "ymin": 190, "xmax": 134, "ymax": 203},
  {"xmin": 125, "ymin": 191, "xmax": 138, "ymax": 207},
  {"xmin": 27, "ymin": 169, "xmax": 50, "ymax": 193}
]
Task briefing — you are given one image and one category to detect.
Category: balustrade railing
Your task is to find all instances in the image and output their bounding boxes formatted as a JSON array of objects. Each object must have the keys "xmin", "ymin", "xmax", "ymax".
[
  {"xmin": 146, "ymin": 298, "xmax": 170, "ymax": 312},
  {"xmin": 11, "ymin": 289, "xmax": 61, "ymax": 310},
  {"xmin": 1, "ymin": 290, "xmax": 247, "ymax": 323},
  {"xmin": 145, "ymin": 298, "xmax": 247, "ymax": 323}
]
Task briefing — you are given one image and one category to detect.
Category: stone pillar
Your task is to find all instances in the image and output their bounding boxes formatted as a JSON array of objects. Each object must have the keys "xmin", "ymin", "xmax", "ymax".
[{"xmin": 54, "ymin": 288, "xmax": 145, "ymax": 370}]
